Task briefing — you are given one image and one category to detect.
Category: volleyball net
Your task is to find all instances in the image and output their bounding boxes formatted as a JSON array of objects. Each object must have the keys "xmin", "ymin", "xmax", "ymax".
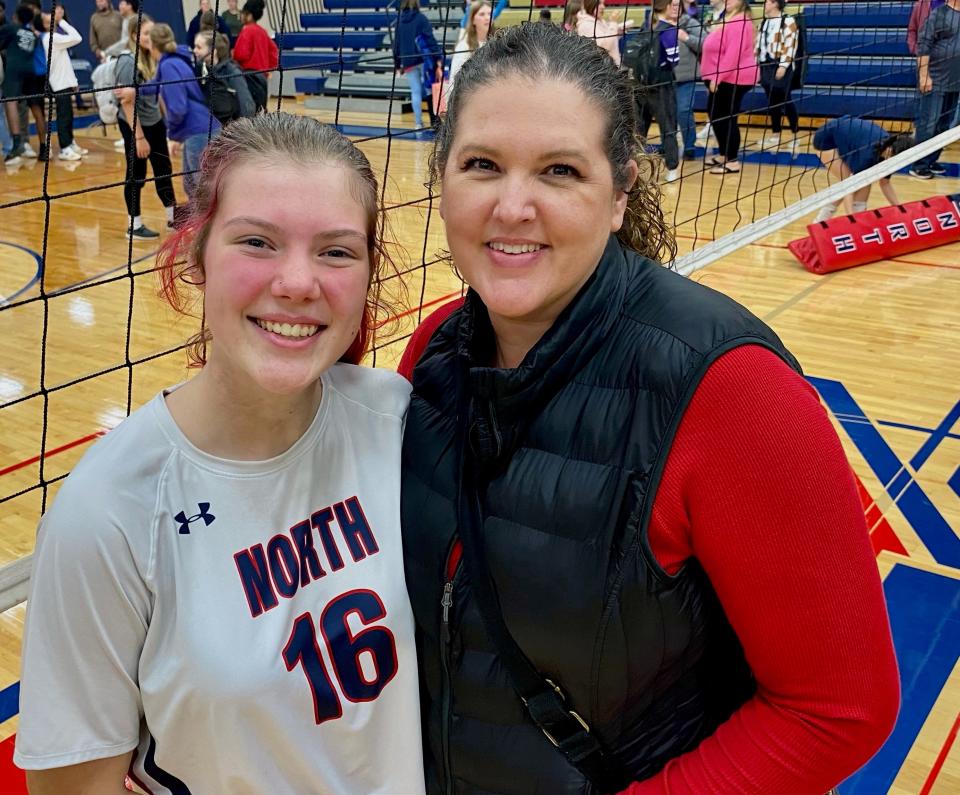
[{"xmin": 1, "ymin": 0, "xmax": 958, "ymax": 610}]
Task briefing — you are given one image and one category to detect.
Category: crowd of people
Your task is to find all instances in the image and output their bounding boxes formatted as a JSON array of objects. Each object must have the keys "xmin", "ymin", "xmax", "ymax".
[
  {"xmin": 572, "ymin": 0, "xmax": 957, "ymax": 189},
  {"xmin": 1, "ymin": 0, "xmax": 277, "ymax": 237}
]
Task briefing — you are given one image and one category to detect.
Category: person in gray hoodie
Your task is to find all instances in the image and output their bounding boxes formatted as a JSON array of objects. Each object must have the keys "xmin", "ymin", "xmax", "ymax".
[{"xmin": 675, "ymin": 6, "xmax": 703, "ymax": 159}]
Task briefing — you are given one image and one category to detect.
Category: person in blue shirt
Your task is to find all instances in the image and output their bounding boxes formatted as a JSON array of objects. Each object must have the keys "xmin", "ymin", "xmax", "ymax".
[
  {"xmin": 144, "ymin": 22, "xmax": 221, "ymax": 197},
  {"xmin": 393, "ymin": 0, "xmax": 440, "ymax": 133},
  {"xmin": 812, "ymin": 115, "xmax": 913, "ymax": 222},
  {"xmin": 635, "ymin": 0, "xmax": 681, "ymax": 182}
]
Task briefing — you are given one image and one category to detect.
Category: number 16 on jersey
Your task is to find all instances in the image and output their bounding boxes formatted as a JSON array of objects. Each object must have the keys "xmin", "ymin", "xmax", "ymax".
[{"xmin": 282, "ymin": 589, "xmax": 399, "ymax": 724}]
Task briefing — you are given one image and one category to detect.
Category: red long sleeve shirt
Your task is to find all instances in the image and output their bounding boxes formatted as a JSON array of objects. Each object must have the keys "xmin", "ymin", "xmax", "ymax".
[
  {"xmin": 399, "ymin": 301, "xmax": 900, "ymax": 793},
  {"xmin": 233, "ymin": 22, "xmax": 278, "ymax": 73}
]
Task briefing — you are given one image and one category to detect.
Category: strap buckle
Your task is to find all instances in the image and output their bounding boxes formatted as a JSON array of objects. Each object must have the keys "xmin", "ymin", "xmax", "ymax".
[{"xmin": 523, "ymin": 679, "xmax": 592, "ymax": 748}]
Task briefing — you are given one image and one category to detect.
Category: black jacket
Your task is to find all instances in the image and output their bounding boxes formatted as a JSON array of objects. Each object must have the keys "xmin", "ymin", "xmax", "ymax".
[{"xmin": 402, "ymin": 237, "xmax": 800, "ymax": 794}]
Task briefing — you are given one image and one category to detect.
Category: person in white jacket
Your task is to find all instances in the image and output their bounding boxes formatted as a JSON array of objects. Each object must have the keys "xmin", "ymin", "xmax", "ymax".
[{"xmin": 39, "ymin": 5, "xmax": 84, "ymax": 160}]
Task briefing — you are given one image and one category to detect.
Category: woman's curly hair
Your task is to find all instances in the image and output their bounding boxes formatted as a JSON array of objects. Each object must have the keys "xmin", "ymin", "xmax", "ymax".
[{"xmin": 428, "ymin": 21, "xmax": 676, "ymax": 266}]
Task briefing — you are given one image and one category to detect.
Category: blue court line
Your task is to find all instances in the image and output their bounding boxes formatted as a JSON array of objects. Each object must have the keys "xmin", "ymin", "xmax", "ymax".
[
  {"xmin": 910, "ymin": 400, "xmax": 960, "ymax": 472},
  {"xmin": 878, "ymin": 418, "xmax": 960, "ymax": 442},
  {"xmin": 809, "ymin": 376, "xmax": 960, "ymax": 568},
  {"xmin": 0, "ymin": 682, "xmax": 18, "ymax": 725},
  {"xmin": 0, "ymin": 242, "xmax": 44, "ymax": 306},
  {"xmin": 840, "ymin": 564, "xmax": 960, "ymax": 794},
  {"xmin": 949, "ymin": 466, "xmax": 960, "ymax": 500}
]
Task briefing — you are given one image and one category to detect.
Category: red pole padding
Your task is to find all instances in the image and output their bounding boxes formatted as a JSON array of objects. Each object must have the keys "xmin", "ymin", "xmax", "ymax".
[{"xmin": 788, "ymin": 194, "xmax": 960, "ymax": 274}]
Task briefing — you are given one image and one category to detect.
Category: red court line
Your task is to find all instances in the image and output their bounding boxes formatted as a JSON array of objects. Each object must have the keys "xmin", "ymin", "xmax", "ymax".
[
  {"xmin": 919, "ymin": 711, "xmax": 960, "ymax": 795},
  {"xmin": 0, "ymin": 432, "xmax": 105, "ymax": 478}
]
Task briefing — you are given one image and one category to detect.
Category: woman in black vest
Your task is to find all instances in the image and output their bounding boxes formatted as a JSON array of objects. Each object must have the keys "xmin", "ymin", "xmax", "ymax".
[{"xmin": 400, "ymin": 22, "xmax": 898, "ymax": 795}]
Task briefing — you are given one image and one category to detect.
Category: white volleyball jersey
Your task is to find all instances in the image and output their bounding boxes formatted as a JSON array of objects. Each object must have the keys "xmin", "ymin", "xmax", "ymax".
[{"xmin": 15, "ymin": 364, "xmax": 426, "ymax": 795}]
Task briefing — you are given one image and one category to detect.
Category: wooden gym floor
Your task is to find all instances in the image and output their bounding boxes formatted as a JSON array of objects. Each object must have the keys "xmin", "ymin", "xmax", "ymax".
[{"xmin": 0, "ymin": 100, "xmax": 958, "ymax": 793}]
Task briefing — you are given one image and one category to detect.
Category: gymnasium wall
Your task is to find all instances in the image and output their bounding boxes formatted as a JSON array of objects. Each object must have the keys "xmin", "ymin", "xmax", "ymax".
[{"xmin": 57, "ymin": 0, "xmax": 188, "ymax": 65}]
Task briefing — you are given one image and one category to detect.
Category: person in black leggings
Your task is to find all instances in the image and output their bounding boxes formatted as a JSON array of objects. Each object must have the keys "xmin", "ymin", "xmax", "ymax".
[
  {"xmin": 756, "ymin": 0, "xmax": 800, "ymax": 153},
  {"xmin": 113, "ymin": 15, "xmax": 177, "ymax": 239}
]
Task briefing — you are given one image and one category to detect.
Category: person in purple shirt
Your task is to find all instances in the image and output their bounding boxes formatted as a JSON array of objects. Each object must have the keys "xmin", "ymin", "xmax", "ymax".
[
  {"xmin": 636, "ymin": 0, "xmax": 681, "ymax": 182},
  {"xmin": 144, "ymin": 22, "xmax": 221, "ymax": 197}
]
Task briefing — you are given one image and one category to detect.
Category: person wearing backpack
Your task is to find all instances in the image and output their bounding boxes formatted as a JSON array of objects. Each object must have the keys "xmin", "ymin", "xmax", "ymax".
[
  {"xmin": 112, "ymin": 14, "xmax": 177, "ymax": 239},
  {"xmin": 193, "ymin": 30, "xmax": 255, "ymax": 125},
  {"xmin": 144, "ymin": 22, "xmax": 220, "ymax": 198},
  {"xmin": 634, "ymin": 0, "xmax": 682, "ymax": 183}
]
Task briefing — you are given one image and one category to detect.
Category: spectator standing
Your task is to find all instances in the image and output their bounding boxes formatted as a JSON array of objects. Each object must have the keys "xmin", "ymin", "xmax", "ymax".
[
  {"xmin": 0, "ymin": 4, "xmax": 44, "ymax": 163},
  {"xmin": 0, "ymin": 0, "xmax": 11, "ymax": 158},
  {"xmin": 187, "ymin": 0, "xmax": 230, "ymax": 48},
  {"xmin": 562, "ymin": 0, "xmax": 581, "ymax": 31},
  {"xmin": 88, "ymin": 0, "xmax": 121, "ymax": 61},
  {"xmin": 449, "ymin": 1, "xmax": 491, "ymax": 87},
  {"xmin": 675, "ymin": 4, "xmax": 703, "ymax": 160},
  {"xmin": 393, "ymin": 0, "xmax": 440, "ymax": 133},
  {"xmin": 636, "ymin": 0, "xmax": 682, "ymax": 182},
  {"xmin": 914, "ymin": 0, "xmax": 960, "ymax": 178},
  {"xmin": 576, "ymin": 0, "xmax": 630, "ymax": 67},
  {"xmin": 756, "ymin": 0, "xmax": 800, "ymax": 154},
  {"xmin": 233, "ymin": 0, "xmax": 278, "ymax": 112},
  {"xmin": 222, "ymin": 0, "xmax": 243, "ymax": 43},
  {"xmin": 102, "ymin": 0, "xmax": 135, "ymax": 58},
  {"xmin": 145, "ymin": 22, "xmax": 220, "ymax": 197},
  {"xmin": 39, "ymin": 5, "xmax": 84, "ymax": 161},
  {"xmin": 908, "ymin": 0, "xmax": 945, "ymax": 54},
  {"xmin": 459, "ymin": 0, "xmax": 504, "ymax": 29},
  {"xmin": 193, "ymin": 30, "xmax": 255, "ymax": 124},
  {"xmin": 113, "ymin": 14, "xmax": 177, "ymax": 238},
  {"xmin": 700, "ymin": 0, "xmax": 758, "ymax": 174}
]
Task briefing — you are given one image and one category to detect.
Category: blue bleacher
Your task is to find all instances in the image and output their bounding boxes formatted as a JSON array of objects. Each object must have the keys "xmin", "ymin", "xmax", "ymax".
[
  {"xmin": 295, "ymin": 77, "xmax": 329, "ymax": 94},
  {"xmin": 800, "ymin": 2, "xmax": 913, "ymax": 28},
  {"xmin": 805, "ymin": 29, "xmax": 910, "ymax": 57},
  {"xmin": 280, "ymin": 51, "xmax": 363, "ymax": 72},
  {"xmin": 692, "ymin": 86, "xmax": 915, "ymax": 121},
  {"xmin": 299, "ymin": 12, "xmax": 397, "ymax": 28},
  {"xmin": 322, "ymin": 0, "xmax": 426, "ymax": 8},
  {"xmin": 278, "ymin": 31, "xmax": 387, "ymax": 50},
  {"xmin": 804, "ymin": 57, "xmax": 916, "ymax": 89}
]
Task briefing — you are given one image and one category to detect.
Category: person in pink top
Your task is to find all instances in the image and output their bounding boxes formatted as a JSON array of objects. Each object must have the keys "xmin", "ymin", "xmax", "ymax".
[
  {"xmin": 700, "ymin": 0, "xmax": 758, "ymax": 173},
  {"xmin": 576, "ymin": 0, "xmax": 632, "ymax": 67}
]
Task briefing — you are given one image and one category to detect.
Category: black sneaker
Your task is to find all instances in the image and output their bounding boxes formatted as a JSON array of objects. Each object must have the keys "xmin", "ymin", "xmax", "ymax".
[
  {"xmin": 126, "ymin": 225, "xmax": 160, "ymax": 240},
  {"xmin": 928, "ymin": 162, "xmax": 947, "ymax": 176},
  {"xmin": 909, "ymin": 166, "xmax": 934, "ymax": 180}
]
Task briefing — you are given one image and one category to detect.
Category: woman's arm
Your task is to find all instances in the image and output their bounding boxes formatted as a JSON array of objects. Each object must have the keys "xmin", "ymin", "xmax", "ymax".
[
  {"xmin": 624, "ymin": 345, "xmax": 900, "ymax": 794},
  {"xmin": 26, "ymin": 754, "xmax": 133, "ymax": 795},
  {"xmin": 50, "ymin": 19, "xmax": 83, "ymax": 50}
]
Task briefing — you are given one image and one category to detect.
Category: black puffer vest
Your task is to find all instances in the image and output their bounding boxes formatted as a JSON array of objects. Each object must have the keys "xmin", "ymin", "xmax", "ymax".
[{"xmin": 401, "ymin": 237, "xmax": 800, "ymax": 794}]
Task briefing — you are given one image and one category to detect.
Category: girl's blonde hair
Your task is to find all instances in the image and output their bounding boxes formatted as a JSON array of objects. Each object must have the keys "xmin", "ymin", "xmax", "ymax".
[
  {"xmin": 465, "ymin": 1, "xmax": 493, "ymax": 51},
  {"xmin": 149, "ymin": 22, "xmax": 178, "ymax": 55},
  {"xmin": 128, "ymin": 14, "xmax": 157, "ymax": 81}
]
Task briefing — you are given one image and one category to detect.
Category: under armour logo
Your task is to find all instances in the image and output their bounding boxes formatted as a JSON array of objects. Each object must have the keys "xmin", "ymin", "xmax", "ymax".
[{"xmin": 175, "ymin": 503, "xmax": 216, "ymax": 534}]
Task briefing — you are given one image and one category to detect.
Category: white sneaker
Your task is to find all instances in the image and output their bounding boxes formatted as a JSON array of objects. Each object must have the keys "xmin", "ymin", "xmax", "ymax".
[
  {"xmin": 114, "ymin": 138, "xmax": 125, "ymax": 150},
  {"xmin": 22, "ymin": 143, "xmax": 37, "ymax": 158},
  {"xmin": 757, "ymin": 134, "xmax": 781, "ymax": 150},
  {"xmin": 695, "ymin": 125, "xmax": 710, "ymax": 144},
  {"xmin": 788, "ymin": 137, "xmax": 803, "ymax": 157},
  {"xmin": 69, "ymin": 143, "xmax": 89, "ymax": 156},
  {"xmin": 665, "ymin": 168, "xmax": 680, "ymax": 183},
  {"xmin": 814, "ymin": 204, "xmax": 838, "ymax": 224},
  {"xmin": 58, "ymin": 147, "xmax": 82, "ymax": 161}
]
